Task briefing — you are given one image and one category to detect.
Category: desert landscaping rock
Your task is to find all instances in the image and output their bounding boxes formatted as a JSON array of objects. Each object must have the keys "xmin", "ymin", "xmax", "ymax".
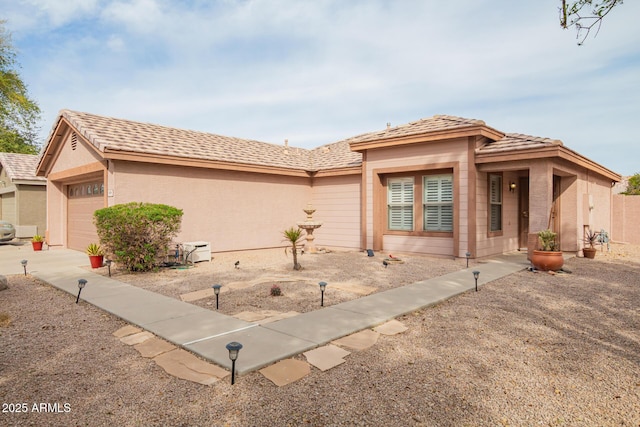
[
  {"xmin": 259, "ymin": 359, "xmax": 311, "ymax": 386},
  {"xmin": 0, "ymin": 274, "xmax": 7, "ymax": 291},
  {"xmin": 134, "ymin": 337, "xmax": 176, "ymax": 358},
  {"xmin": 332, "ymin": 329, "xmax": 380, "ymax": 351},
  {"xmin": 373, "ymin": 319, "xmax": 409, "ymax": 336},
  {"xmin": 303, "ymin": 344, "xmax": 351, "ymax": 371},
  {"xmin": 1, "ymin": 244, "xmax": 639, "ymax": 425},
  {"xmin": 112, "ymin": 324, "xmax": 142, "ymax": 338}
]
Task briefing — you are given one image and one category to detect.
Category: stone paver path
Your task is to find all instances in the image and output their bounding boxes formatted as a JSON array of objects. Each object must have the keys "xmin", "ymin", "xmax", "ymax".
[
  {"xmin": 332, "ymin": 329, "xmax": 380, "ymax": 351},
  {"xmin": 259, "ymin": 359, "xmax": 311, "ymax": 386},
  {"xmin": 303, "ymin": 345, "xmax": 351, "ymax": 371}
]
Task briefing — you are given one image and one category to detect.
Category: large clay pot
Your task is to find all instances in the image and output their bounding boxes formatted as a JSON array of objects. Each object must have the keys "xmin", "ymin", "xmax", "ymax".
[
  {"xmin": 32, "ymin": 241, "xmax": 43, "ymax": 251},
  {"xmin": 583, "ymin": 247, "xmax": 597, "ymax": 259},
  {"xmin": 531, "ymin": 250, "xmax": 564, "ymax": 271},
  {"xmin": 89, "ymin": 255, "xmax": 104, "ymax": 268}
]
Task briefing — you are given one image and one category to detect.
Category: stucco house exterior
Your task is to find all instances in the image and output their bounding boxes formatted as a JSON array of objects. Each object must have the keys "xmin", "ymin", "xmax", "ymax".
[
  {"xmin": 0, "ymin": 152, "xmax": 47, "ymax": 238},
  {"xmin": 36, "ymin": 110, "xmax": 620, "ymax": 259}
]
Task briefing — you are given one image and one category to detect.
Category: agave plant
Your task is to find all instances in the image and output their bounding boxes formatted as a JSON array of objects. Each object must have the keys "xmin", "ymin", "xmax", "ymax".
[{"xmin": 282, "ymin": 226, "xmax": 305, "ymax": 270}]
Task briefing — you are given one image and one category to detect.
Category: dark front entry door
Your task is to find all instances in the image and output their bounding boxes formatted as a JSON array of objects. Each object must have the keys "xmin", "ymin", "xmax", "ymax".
[{"xmin": 518, "ymin": 177, "xmax": 529, "ymax": 249}]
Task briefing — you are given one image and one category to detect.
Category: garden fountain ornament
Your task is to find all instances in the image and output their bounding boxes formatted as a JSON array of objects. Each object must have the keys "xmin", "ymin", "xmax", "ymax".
[{"xmin": 297, "ymin": 203, "xmax": 323, "ymax": 254}]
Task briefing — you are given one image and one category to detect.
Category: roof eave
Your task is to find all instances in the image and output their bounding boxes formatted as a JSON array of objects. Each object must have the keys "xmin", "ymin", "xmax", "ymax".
[
  {"xmin": 103, "ymin": 148, "xmax": 311, "ymax": 177},
  {"xmin": 349, "ymin": 125, "xmax": 504, "ymax": 152},
  {"xmin": 475, "ymin": 146, "xmax": 621, "ymax": 182}
]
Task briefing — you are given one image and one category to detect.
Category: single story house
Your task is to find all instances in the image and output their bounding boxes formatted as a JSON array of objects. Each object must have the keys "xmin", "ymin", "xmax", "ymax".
[
  {"xmin": 0, "ymin": 152, "xmax": 47, "ymax": 238},
  {"xmin": 36, "ymin": 110, "xmax": 620, "ymax": 258}
]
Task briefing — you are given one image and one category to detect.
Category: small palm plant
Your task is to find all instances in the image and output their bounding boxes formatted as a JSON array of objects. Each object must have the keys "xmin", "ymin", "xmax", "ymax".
[{"xmin": 283, "ymin": 226, "xmax": 304, "ymax": 270}]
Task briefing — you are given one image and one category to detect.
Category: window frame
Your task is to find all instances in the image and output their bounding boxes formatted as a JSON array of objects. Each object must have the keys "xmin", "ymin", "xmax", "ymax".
[
  {"xmin": 423, "ymin": 174, "xmax": 454, "ymax": 232},
  {"xmin": 488, "ymin": 173, "xmax": 503, "ymax": 236},
  {"xmin": 387, "ymin": 177, "xmax": 414, "ymax": 231}
]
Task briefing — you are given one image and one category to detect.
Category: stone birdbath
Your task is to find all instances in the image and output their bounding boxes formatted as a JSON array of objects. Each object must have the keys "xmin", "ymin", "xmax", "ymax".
[{"xmin": 297, "ymin": 204, "xmax": 323, "ymax": 254}]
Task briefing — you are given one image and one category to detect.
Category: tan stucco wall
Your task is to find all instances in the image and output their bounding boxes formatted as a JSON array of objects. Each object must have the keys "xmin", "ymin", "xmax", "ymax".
[
  {"xmin": 613, "ymin": 194, "xmax": 640, "ymax": 244},
  {"xmin": 311, "ymin": 174, "xmax": 361, "ymax": 250},
  {"xmin": 110, "ymin": 161, "xmax": 312, "ymax": 252},
  {"xmin": 50, "ymin": 132, "xmax": 103, "ymax": 174},
  {"xmin": 16, "ymin": 184, "xmax": 47, "ymax": 234},
  {"xmin": 363, "ymin": 138, "xmax": 469, "ymax": 257}
]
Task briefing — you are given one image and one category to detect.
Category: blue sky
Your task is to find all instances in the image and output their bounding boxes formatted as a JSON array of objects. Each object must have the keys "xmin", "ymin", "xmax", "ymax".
[{"xmin": 3, "ymin": 0, "xmax": 639, "ymax": 176}]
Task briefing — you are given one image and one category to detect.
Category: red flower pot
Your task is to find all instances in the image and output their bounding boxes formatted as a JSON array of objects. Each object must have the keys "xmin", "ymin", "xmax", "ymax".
[
  {"xmin": 32, "ymin": 241, "xmax": 43, "ymax": 251},
  {"xmin": 531, "ymin": 250, "xmax": 564, "ymax": 271},
  {"xmin": 89, "ymin": 255, "xmax": 104, "ymax": 268}
]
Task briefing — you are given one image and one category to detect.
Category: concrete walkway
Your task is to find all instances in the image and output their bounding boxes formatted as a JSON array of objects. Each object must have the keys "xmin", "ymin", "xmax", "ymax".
[{"xmin": 0, "ymin": 243, "xmax": 529, "ymax": 374}]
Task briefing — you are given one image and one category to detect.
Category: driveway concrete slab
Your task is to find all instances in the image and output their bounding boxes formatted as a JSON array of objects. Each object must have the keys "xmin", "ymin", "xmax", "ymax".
[
  {"xmin": 262, "ymin": 307, "xmax": 381, "ymax": 344},
  {"xmin": 185, "ymin": 327, "xmax": 316, "ymax": 374},
  {"xmin": 259, "ymin": 359, "xmax": 310, "ymax": 386}
]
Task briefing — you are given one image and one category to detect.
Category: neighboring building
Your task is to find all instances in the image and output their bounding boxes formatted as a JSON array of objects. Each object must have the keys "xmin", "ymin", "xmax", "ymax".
[
  {"xmin": 0, "ymin": 152, "xmax": 47, "ymax": 238},
  {"xmin": 36, "ymin": 110, "xmax": 620, "ymax": 258}
]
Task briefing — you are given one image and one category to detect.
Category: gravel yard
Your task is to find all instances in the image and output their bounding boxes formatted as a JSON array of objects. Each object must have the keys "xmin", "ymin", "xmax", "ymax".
[{"xmin": 1, "ymin": 244, "xmax": 639, "ymax": 426}]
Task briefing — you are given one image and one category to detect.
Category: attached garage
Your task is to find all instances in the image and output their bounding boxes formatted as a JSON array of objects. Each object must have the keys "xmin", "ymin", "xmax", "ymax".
[{"xmin": 67, "ymin": 180, "xmax": 104, "ymax": 251}]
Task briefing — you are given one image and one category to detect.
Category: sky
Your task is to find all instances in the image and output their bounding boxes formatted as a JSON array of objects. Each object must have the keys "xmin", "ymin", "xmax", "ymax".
[{"xmin": 3, "ymin": 0, "xmax": 639, "ymax": 176}]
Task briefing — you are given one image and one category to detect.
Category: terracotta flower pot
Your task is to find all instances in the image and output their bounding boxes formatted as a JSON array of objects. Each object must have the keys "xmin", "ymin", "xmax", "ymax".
[
  {"xmin": 32, "ymin": 241, "xmax": 43, "ymax": 251},
  {"xmin": 89, "ymin": 255, "xmax": 104, "ymax": 268},
  {"xmin": 531, "ymin": 250, "xmax": 564, "ymax": 271},
  {"xmin": 583, "ymin": 247, "xmax": 597, "ymax": 259}
]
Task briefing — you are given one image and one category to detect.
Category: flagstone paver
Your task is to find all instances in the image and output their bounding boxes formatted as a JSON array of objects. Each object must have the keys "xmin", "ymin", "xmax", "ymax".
[
  {"xmin": 259, "ymin": 359, "xmax": 311, "ymax": 386},
  {"xmin": 373, "ymin": 319, "xmax": 408, "ymax": 336},
  {"xmin": 134, "ymin": 337, "xmax": 176, "ymax": 358},
  {"xmin": 112, "ymin": 325, "xmax": 142, "ymax": 338},
  {"xmin": 153, "ymin": 349, "xmax": 228, "ymax": 385},
  {"xmin": 120, "ymin": 331, "xmax": 154, "ymax": 345},
  {"xmin": 332, "ymin": 329, "xmax": 380, "ymax": 351},
  {"xmin": 329, "ymin": 281, "xmax": 377, "ymax": 296},
  {"xmin": 303, "ymin": 345, "xmax": 351, "ymax": 371},
  {"xmin": 256, "ymin": 311, "xmax": 299, "ymax": 325},
  {"xmin": 180, "ymin": 287, "xmax": 217, "ymax": 302}
]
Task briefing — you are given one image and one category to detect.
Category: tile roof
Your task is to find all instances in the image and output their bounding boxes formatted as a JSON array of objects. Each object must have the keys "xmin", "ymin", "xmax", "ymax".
[
  {"xmin": 60, "ymin": 110, "xmax": 320, "ymax": 171},
  {"xmin": 344, "ymin": 115, "xmax": 488, "ymax": 145},
  {"xmin": 477, "ymin": 133, "xmax": 563, "ymax": 154},
  {"xmin": 0, "ymin": 152, "xmax": 46, "ymax": 182}
]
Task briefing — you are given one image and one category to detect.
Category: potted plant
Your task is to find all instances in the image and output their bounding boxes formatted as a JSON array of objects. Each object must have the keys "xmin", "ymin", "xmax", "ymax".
[
  {"xmin": 530, "ymin": 229, "xmax": 564, "ymax": 271},
  {"xmin": 31, "ymin": 234, "xmax": 44, "ymax": 251},
  {"xmin": 582, "ymin": 229, "xmax": 599, "ymax": 259},
  {"xmin": 86, "ymin": 243, "xmax": 105, "ymax": 268}
]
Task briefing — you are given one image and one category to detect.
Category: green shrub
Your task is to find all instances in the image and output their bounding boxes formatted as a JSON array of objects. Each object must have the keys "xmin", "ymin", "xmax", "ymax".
[{"xmin": 94, "ymin": 203, "xmax": 183, "ymax": 272}]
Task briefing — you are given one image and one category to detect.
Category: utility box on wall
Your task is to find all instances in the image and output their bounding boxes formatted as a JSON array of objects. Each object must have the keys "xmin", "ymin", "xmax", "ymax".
[{"xmin": 183, "ymin": 241, "xmax": 211, "ymax": 263}]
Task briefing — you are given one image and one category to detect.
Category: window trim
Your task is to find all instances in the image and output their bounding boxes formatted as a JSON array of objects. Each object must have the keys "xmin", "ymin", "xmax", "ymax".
[
  {"xmin": 423, "ymin": 174, "xmax": 454, "ymax": 232},
  {"xmin": 387, "ymin": 177, "xmax": 414, "ymax": 231},
  {"xmin": 488, "ymin": 173, "xmax": 503, "ymax": 237}
]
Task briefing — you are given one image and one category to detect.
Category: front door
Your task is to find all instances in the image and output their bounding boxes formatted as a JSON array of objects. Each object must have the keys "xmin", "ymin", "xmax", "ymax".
[{"xmin": 518, "ymin": 177, "xmax": 529, "ymax": 249}]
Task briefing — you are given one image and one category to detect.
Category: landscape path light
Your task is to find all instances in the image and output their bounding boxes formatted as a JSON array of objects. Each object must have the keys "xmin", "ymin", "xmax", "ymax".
[
  {"xmin": 319, "ymin": 281, "xmax": 327, "ymax": 307},
  {"xmin": 21, "ymin": 259, "xmax": 27, "ymax": 276},
  {"xmin": 105, "ymin": 259, "xmax": 112, "ymax": 277},
  {"xmin": 76, "ymin": 278, "xmax": 87, "ymax": 304},
  {"xmin": 226, "ymin": 341, "xmax": 243, "ymax": 385},
  {"xmin": 465, "ymin": 252, "xmax": 471, "ymax": 268},
  {"xmin": 473, "ymin": 270, "xmax": 480, "ymax": 292},
  {"xmin": 212, "ymin": 284, "xmax": 222, "ymax": 310}
]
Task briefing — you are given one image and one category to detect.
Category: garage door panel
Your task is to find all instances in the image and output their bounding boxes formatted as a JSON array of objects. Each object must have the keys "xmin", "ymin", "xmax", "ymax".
[
  {"xmin": 67, "ymin": 181, "xmax": 104, "ymax": 251},
  {"xmin": 1, "ymin": 193, "xmax": 16, "ymax": 224}
]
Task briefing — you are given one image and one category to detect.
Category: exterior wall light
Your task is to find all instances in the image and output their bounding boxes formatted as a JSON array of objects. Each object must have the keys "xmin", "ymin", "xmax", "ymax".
[
  {"xmin": 226, "ymin": 341, "xmax": 243, "ymax": 385},
  {"xmin": 510, "ymin": 182, "xmax": 517, "ymax": 193}
]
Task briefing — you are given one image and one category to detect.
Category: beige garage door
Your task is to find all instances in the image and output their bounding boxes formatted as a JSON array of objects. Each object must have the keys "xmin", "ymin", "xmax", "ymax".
[{"xmin": 67, "ymin": 181, "xmax": 104, "ymax": 251}]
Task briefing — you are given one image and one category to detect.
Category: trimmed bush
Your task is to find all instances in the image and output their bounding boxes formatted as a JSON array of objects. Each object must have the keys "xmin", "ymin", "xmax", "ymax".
[{"xmin": 94, "ymin": 203, "xmax": 183, "ymax": 272}]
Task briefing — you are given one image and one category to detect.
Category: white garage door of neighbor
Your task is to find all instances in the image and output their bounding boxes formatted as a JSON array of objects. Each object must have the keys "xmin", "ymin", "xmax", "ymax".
[
  {"xmin": 1, "ymin": 192, "xmax": 16, "ymax": 224},
  {"xmin": 67, "ymin": 181, "xmax": 104, "ymax": 251}
]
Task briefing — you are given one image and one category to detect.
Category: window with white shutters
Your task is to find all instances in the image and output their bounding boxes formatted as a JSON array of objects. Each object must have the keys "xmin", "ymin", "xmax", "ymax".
[
  {"xmin": 423, "ymin": 174, "xmax": 453, "ymax": 232},
  {"xmin": 489, "ymin": 174, "xmax": 502, "ymax": 232},
  {"xmin": 387, "ymin": 177, "xmax": 414, "ymax": 230}
]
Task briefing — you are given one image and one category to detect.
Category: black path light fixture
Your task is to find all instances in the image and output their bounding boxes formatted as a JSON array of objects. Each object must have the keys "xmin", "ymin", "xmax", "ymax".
[
  {"xmin": 212, "ymin": 284, "xmax": 222, "ymax": 310},
  {"xmin": 105, "ymin": 259, "xmax": 113, "ymax": 277},
  {"xmin": 76, "ymin": 278, "xmax": 87, "ymax": 303},
  {"xmin": 472, "ymin": 270, "xmax": 480, "ymax": 292},
  {"xmin": 319, "ymin": 281, "xmax": 327, "ymax": 307},
  {"xmin": 21, "ymin": 259, "xmax": 28, "ymax": 276},
  {"xmin": 465, "ymin": 252, "xmax": 471, "ymax": 268},
  {"xmin": 226, "ymin": 341, "xmax": 243, "ymax": 385}
]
